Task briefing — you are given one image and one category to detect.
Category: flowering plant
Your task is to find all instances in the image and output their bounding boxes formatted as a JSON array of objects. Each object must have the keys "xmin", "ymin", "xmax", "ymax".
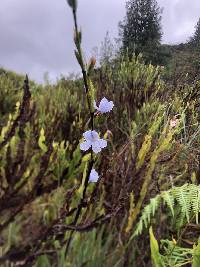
[
  {"xmin": 94, "ymin": 97, "xmax": 114, "ymax": 114},
  {"xmin": 80, "ymin": 97, "xmax": 113, "ymax": 179},
  {"xmin": 66, "ymin": 0, "xmax": 114, "ymax": 253},
  {"xmin": 80, "ymin": 130, "xmax": 107, "ymax": 154}
]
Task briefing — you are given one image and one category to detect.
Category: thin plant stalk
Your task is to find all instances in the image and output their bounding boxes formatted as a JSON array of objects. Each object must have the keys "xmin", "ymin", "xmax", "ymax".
[{"xmin": 65, "ymin": 0, "xmax": 95, "ymax": 256}]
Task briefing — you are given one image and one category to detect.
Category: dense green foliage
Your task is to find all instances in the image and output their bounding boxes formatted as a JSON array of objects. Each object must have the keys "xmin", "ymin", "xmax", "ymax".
[
  {"xmin": 119, "ymin": 0, "xmax": 163, "ymax": 64},
  {"xmin": 190, "ymin": 18, "xmax": 200, "ymax": 48},
  {"xmin": 0, "ymin": 1, "xmax": 200, "ymax": 266},
  {"xmin": 0, "ymin": 49, "xmax": 200, "ymax": 266}
]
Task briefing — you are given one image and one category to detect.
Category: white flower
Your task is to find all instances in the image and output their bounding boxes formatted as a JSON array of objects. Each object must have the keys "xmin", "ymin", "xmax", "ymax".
[
  {"xmin": 170, "ymin": 118, "xmax": 179, "ymax": 128},
  {"xmin": 89, "ymin": 169, "xmax": 99, "ymax": 183},
  {"xmin": 80, "ymin": 130, "xmax": 107, "ymax": 154},
  {"xmin": 94, "ymin": 97, "xmax": 114, "ymax": 114}
]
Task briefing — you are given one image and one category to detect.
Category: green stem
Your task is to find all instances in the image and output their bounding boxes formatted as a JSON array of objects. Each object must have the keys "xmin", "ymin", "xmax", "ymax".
[{"xmin": 65, "ymin": 4, "xmax": 95, "ymax": 257}]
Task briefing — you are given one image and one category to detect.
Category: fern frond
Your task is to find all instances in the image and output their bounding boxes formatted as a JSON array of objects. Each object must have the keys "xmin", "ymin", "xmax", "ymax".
[
  {"xmin": 190, "ymin": 184, "xmax": 200, "ymax": 224},
  {"xmin": 172, "ymin": 184, "xmax": 191, "ymax": 222},
  {"xmin": 133, "ymin": 184, "xmax": 200, "ymax": 238},
  {"xmin": 133, "ymin": 195, "xmax": 161, "ymax": 237},
  {"xmin": 162, "ymin": 191, "xmax": 174, "ymax": 217}
]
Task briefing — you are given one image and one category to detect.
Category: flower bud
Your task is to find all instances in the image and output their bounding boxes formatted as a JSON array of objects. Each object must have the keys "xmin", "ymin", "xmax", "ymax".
[
  {"xmin": 89, "ymin": 57, "xmax": 96, "ymax": 67},
  {"xmin": 87, "ymin": 57, "xmax": 96, "ymax": 74},
  {"xmin": 67, "ymin": 0, "xmax": 77, "ymax": 10}
]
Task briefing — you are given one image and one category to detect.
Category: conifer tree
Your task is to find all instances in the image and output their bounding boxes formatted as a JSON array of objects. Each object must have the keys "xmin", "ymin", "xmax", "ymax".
[
  {"xmin": 99, "ymin": 32, "xmax": 115, "ymax": 65},
  {"xmin": 119, "ymin": 0, "xmax": 163, "ymax": 64},
  {"xmin": 190, "ymin": 18, "xmax": 200, "ymax": 47}
]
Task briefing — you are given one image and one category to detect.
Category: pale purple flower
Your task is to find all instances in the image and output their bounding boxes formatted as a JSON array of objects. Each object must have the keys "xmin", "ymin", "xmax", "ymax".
[
  {"xmin": 94, "ymin": 97, "xmax": 114, "ymax": 114},
  {"xmin": 170, "ymin": 118, "xmax": 179, "ymax": 128},
  {"xmin": 80, "ymin": 130, "xmax": 107, "ymax": 154},
  {"xmin": 89, "ymin": 169, "xmax": 99, "ymax": 183}
]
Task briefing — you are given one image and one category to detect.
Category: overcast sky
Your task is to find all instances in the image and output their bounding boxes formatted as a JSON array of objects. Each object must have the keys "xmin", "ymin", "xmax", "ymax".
[{"xmin": 0, "ymin": 0, "xmax": 199, "ymax": 83}]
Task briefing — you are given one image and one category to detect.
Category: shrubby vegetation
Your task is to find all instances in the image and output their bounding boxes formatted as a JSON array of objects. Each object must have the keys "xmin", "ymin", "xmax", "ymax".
[{"xmin": 0, "ymin": 0, "xmax": 200, "ymax": 266}]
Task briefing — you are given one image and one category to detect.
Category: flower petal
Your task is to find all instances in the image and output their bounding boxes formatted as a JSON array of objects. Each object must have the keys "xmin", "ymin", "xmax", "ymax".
[
  {"xmin": 99, "ymin": 97, "xmax": 107, "ymax": 106},
  {"xmin": 98, "ymin": 139, "xmax": 107, "ymax": 148},
  {"xmin": 99, "ymin": 98, "xmax": 107, "ymax": 110},
  {"xmin": 83, "ymin": 130, "xmax": 92, "ymax": 141},
  {"xmin": 89, "ymin": 169, "xmax": 99, "ymax": 183},
  {"xmin": 106, "ymin": 101, "xmax": 114, "ymax": 112},
  {"xmin": 92, "ymin": 142, "xmax": 102, "ymax": 154},
  {"xmin": 91, "ymin": 130, "xmax": 99, "ymax": 140},
  {"xmin": 99, "ymin": 97, "xmax": 114, "ymax": 113},
  {"xmin": 80, "ymin": 141, "xmax": 91, "ymax": 151}
]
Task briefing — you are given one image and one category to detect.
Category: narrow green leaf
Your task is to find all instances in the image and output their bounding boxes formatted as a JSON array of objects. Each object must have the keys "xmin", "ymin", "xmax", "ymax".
[
  {"xmin": 149, "ymin": 226, "xmax": 163, "ymax": 267},
  {"xmin": 38, "ymin": 128, "xmax": 48, "ymax": 153},
  {"xmin": 35, "ymin": 255, "xmax": 51, "ymax": 267},
  {"xmin": 192, "ymin": 240, "xmax": 200, "ymax": 267}
]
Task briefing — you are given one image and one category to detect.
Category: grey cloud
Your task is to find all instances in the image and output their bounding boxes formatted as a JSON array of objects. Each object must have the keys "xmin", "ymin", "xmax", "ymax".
[
  {"xmin": 0, "ymin": 0, "xmax": 76, "ymax": 82},
  {"xmin": 0, "ymin": 0, "xmax": 125, "ymax": 83},
  {"xmin": 0, "ymin": 0, "xmax": 199, "ymax": 83},
  {"xmin": 159, "ymin": 0, "xmax": 200, "ymax": 43}
]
